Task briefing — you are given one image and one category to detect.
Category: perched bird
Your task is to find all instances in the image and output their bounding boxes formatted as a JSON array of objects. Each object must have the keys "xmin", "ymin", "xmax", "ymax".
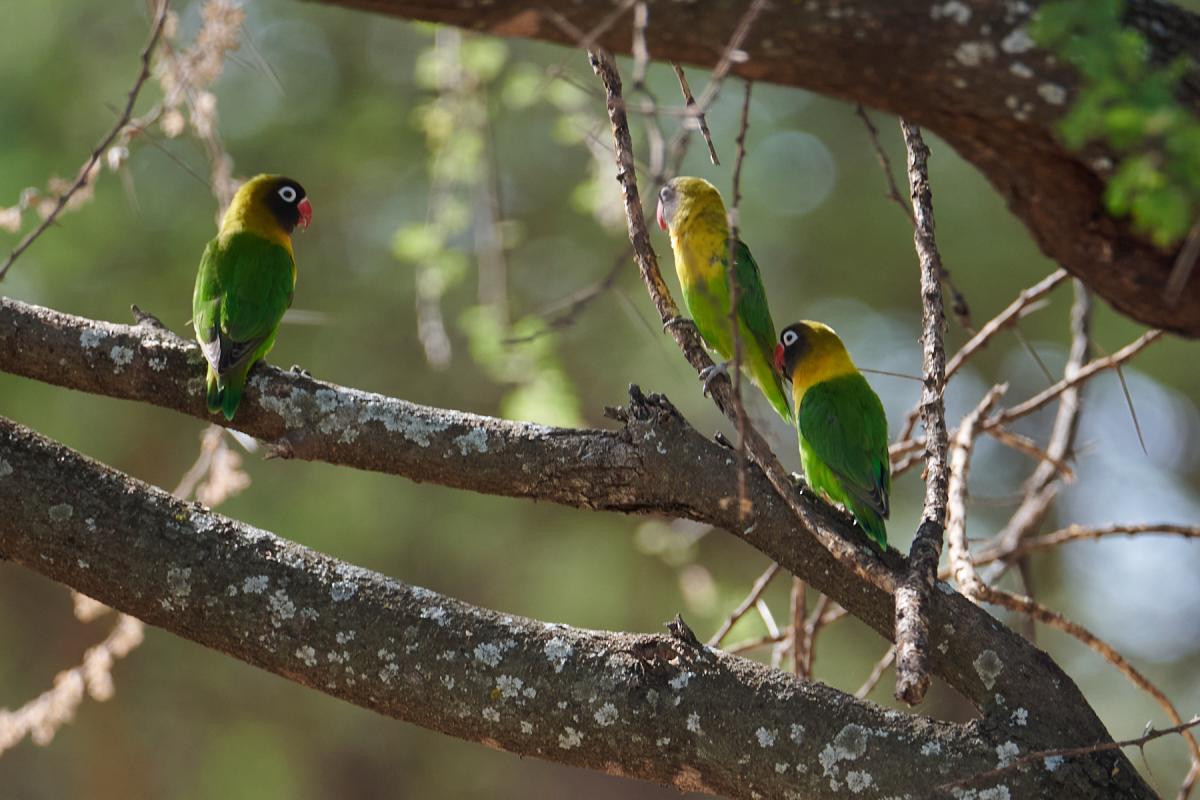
[
  {"xmin": 656, "ymin": 176, "xmax": 791, "ymax": 422},
  {"xmin": 774, "ymin": 321, "xmax": 890, "ymax": 549},
  {"xmin": 192, "ymin": 174, "xmax": 312, "ymax": 421}
]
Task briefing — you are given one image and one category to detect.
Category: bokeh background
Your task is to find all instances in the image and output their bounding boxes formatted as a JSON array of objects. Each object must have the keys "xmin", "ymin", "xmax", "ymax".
[{"xmin": 2, "ymin": 1, "xmax": 1199, "ymax": 797}]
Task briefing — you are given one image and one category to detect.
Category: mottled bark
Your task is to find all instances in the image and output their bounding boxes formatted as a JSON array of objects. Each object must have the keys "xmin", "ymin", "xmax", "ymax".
[
  {"xmin": 0, "ymin": 296, "xmax": 1155, "ymax": 796},
  {"xmin": 309, "ymin": 0, "xmax": 1200, "ymax": 337}
]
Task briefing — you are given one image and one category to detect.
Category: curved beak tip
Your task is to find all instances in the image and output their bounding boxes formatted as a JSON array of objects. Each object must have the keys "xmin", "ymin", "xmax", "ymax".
[
  {"xmin": 297, "ymin": 198, "xmax": 313, "ymax": 231},
  {"xmin": 773, "ymin": 344, "xmax": 785, "ymax": 375},
  {"xmin": 656, "ymin": 200, "xmax": 667, "ymax": 232}
]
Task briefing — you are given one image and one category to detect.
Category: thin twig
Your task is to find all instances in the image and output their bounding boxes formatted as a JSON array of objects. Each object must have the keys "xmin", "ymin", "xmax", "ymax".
[
  {"xmin": 670, "ymin": 63, "xmax": 720, "ymax": 165},
  {"xmin": 726, "ymin": 80, "xmax": 754, "ymax": 522},
  {"xmin": 894, "ymin": 119, "xmax": 950, "ymax": 706},
  {"xmin": 971, "ymin": 523, "xmax": 1200, "ymax": 567},
  {"xmin": 708, "ymin": 562, "xmax": 780, "ymax": 647},
  {"xmin": 0, "ymin": 1, "xmax": 168, "ymax": 280},
  {"xmin": 1164, "ymin": 215, "xmax": 1200, "ymax": 305},
  {"xmin": 790, "ymin": 577, "xmax": 807, "ymax": 676},
  {"xmin": 987, "ymin": 427, "xmax": 1076, "ymax": 481},
  {"xmin": 945, "ymin": 386, "xmax": 1008, "ymax": 602},
  {"xmin": 855, "ymin": 645, "xmax": 896, "ymax": 699},
  {"xmin": 938, "ymin": 716, "xmax": 1200, "ymax": 794}
]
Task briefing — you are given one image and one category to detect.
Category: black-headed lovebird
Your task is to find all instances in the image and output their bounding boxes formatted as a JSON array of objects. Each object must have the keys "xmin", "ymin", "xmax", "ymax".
[
  {"xmin": 775, "ymin": 321, "xmax": 891, "ymax": 549},
  {"xmin": 192, "ymin": 174, "xmax": 311, "ymax": 421},
  {"xmin": 656, "ymin": 176, "xmax": 791, "ymax": 422}
]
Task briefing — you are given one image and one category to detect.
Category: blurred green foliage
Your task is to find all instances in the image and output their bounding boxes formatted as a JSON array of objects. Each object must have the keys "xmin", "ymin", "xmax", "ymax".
[
  {"xmin": 1034, "ymin": 0, "xmax": 1200, "ymax": 246},
  {"xmin": 1, "ymin": 1, "xmax": 1199, "ymax": 798}
]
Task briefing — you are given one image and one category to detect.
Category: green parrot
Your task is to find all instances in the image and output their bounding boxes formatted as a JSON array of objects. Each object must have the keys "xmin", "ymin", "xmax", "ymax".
[
  {"xmin": 192, "ymin": 174, "xmax": 312, "ymax": 421},
  {"xmin": 774, "ymin": 321, "xmax": 891, "ymax": 549},
  {"xmin": 656, "ymin": 176, "xmax": 791, "ymax": 422}
]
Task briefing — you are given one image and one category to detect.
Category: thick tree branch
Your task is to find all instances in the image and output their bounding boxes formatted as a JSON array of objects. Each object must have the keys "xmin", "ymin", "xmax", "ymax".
[
  {"xmin": 310, "ymin": 0, "xmax": 1200, "ymax": 337},
  {"xmin": 0, "ymin": 296, "xmax": 1155, "ymax": 795}
]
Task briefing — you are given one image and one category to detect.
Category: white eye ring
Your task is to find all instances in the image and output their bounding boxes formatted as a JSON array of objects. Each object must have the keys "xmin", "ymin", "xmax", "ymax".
[
  {"xmin": 278, "ymin": 186, "xmax": 297, "ymax": 203},
  {"xmin": 782, "ymin": 330, "xmax": 798, "ymax": 346}
]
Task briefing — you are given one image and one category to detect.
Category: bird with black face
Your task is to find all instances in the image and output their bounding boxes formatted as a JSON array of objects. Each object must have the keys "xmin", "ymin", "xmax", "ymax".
[
  {"xmin": 193, "ymin": 174, "xmax": 312, "ymax": 421},
  {"xmin": 774, "ymin": 321, "xmax": 891, "ymax": 549}
]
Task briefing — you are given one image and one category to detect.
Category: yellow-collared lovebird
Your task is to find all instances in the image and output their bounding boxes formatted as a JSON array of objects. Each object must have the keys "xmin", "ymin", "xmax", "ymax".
[
  {"xmin": 774, "ymin": 321, "xmax": 891, "ymax": 549},
  {"xmin": 656, "ymin": 177, "xmax": 791, "ymax": 422},
  {"xmin": 193, "ymin": 174, "xmax": 312, "ymax": 421}
]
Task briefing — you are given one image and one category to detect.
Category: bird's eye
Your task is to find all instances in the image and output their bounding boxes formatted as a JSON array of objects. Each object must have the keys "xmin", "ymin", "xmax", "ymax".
[
  {"xmin": 782, "ymin": 330, "xmax": 798, "ymax": 346},
  {"xmin": 278, "ymin": 186, "xmax": 297, "ymax": 203}
]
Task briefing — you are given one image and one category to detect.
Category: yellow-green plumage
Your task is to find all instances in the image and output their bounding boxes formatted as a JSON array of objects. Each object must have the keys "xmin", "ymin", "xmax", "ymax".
[
  {"xmin": 657, "ymin": 177, "xmax": 791, "ymax": 422},
  {"xmin": 776, "ymin": 321, "xmax": 890, "ymax": 549},
  {"xmin": 192, "ymin": 174, "xmax": 310, "ymax": 421}
]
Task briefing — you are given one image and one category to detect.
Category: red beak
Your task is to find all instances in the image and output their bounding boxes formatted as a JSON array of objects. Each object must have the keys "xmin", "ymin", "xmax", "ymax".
[
  {"xmin": 656, "ymin": 199, "xmax": 667, "ymax": 231},
  {"xmin": 297, "ymin": 198, "xmax": 313, "ymax": 231},
  {"xmin": 774, "ymin": 343, "xmax": 786, "ymax": 376}
]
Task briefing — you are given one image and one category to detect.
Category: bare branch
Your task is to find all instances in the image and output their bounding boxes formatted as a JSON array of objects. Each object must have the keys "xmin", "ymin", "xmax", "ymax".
[
  {"xmin": 669, "ymin": 63, "xmax": 719, "ymax": 165},
  {"xmin": 708, "ymin": 562, "xmax": 780, "ymax": 647},
  {"xmin": 0, "ymin": 1, "xmax": 167, "ymax": 280},
  {"xmin": 894, "ymin": 120, "xmax": 950, "ymax": 706}
]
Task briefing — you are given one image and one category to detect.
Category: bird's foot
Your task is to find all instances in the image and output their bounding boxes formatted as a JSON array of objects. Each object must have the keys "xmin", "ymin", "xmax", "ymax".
[
  {"xmin": 290, "ymin": 364, "xmax": 312, "ymax": 378},
  {"xmin": 699, "ymin": 360, "xmax": 731, "ymax": 397},
  {"xmin": 662, "ymin": 316, "xmax": 692, "ymax": 334}
]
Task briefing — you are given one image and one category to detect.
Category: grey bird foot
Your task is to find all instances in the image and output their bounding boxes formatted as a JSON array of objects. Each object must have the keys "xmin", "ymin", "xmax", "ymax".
[
  {"xmin": 699, "ymin": 360, "xmax": 731, "ymax": 397},
  {"xmin": 290, "ymin": 364, "xmax": 312, "ymax": 378}
]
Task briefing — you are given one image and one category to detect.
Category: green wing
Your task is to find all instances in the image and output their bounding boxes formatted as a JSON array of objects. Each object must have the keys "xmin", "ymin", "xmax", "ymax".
[
  {"xmin": 798, "ymin": 373, "xmax": 891, "ymax": 534},
  {"xmin": 731, "ymin": 240, "xmax": 791, "ymax": 421},
  {"xmin": 192, "ymin": 232, "xmax": 296, "ymax": 418}
]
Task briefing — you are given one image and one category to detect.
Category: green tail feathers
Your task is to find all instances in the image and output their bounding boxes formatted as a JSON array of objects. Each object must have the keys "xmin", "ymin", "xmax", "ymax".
[
  {"xmin": 763, "ymin": 372, "xmax": 793, "ymax": 423},
  {"xmin": 206, "ymin": 368, "xmax": 245, "ymax": 421},
  {"xmin": 848, "ymin": 500, "xmax": 887, "ymax": 551}
]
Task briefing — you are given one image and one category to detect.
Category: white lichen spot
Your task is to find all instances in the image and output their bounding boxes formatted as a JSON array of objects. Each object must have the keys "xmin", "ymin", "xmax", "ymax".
[
  {"xmin": 669, "ymin": 671, "xmax": 693, "ymax": 691},
  {"xmin": 954, "ymin": 41, "xmax": 996, "ymax": 67},
  {"xmin": 496, "ymin": 675, "xmax": 524, "ymax": 699},
  {"xmin": 1001, "ymin": 27, "xmax": 1035, "ymax": 54},
  {"xmin": 558, "ymin": 727, "xmax": 583, "ymax": 749},
  {"xmin": 336, "ymin": 630, "xmax": 356, "ymax": 644},
  {"xmin": 996, "ymin": 741, "xmax": 1020, "ymax": 767},
  {"xmin": 938, "ymin": 641, "xmax": 950, "ymax": 654},
  {"xmin": 482, "ymin": 707, "xmax": 501, "ymax": 723},
  {"xmin": 109, "ymin": 345, "xmax": 134, "ymax": 372},
  {"xmin": 149, "ymin": 357, "xmax": 167, "ymax": 372},
  {"xmin": 790, "ymin": 724, "xmax": 805, "ymax": 744},
  {"xmin": 80, "ymin": 329, "xmax": 107, "ymax": 350},
  {"xmin": 656, "ymin": 737, "xmax": 671, "ymax": 747},
  {"xmin": 166, "ymin": 567, "xmax": 192, "ymax": 599},
  {"xmin": 775, "ymin": 762, "xmax": 790, "ymax": 774},
  {"xmin": 756, "ymin": 727, "xmax": 777, "ymax": 748},
  {"xmin": 994, "ymin": 693, "xmax": 1006, "ymax": 707},
  {"xmin": 1044, "ymin": 755, "xmax": 1064, "ymax": 772},
  {"xmin": 1011, "ymin": 708, "xmax": 1028, "ymax": 727},
  {"xmin": 953, "ymin": 76, "xmax": 969, "ymax": 89},
  {"xmin": 269, "ymin": 589, "xmax": 295, "ymax": 627},
  {"xmin": 846, "ymin": 771, "xmax": 874, "ymax": 793},
  {"xmin": 295, "ymin": 645, "xmax": 317, "ymax": 667},
  {"xmin": 687, "ymin": 713, "xmax": 702, "ymax": 734},
  {"xmin": 379, "ymin": 662, "xmax": 400, "ymax": 683},
  {"xmin": 474, "ymin": 639, "xmax": 516, "ymax": 668},
  {"xmin": 315, "ymin": 388, "xmax": 339, "ymax": 413},
  {"xmin": 921, "ymin": 741, "xmax": 943, "ymax": 756},
  {"xmin": 544, "ymin": 637, "xmax": 573, "ymax": 673},
  {"xmin": 242, "ymin": 575, "xmax": 269, "ymax": 594},
  {"xmin": 521, "ymin": 721, "xmax": 534, "ymax": 735},
  {"xmin": 420, "ymin": 606, "xmax": 449, "ymax": 627},
  {"xmin": 976, "ymin": 786, "xmax": 1012, "ymax": 800},
  {"xmin": 48, "ymin": 503, "xmax": 74, "ymax": 523},
  {"xmin": 523, "ymin": 687, "xmax": 536, "ymax": 699},
  {"xmin": 0, "ymin": 459, "xmax": 13, "ymax": 479},
  {"xmin": 77, "ymin": 559, "xmax": 89, "ymax": 569},
  {"xmin": 931, "ymin": 1, "xmax": 971, "ymax": 24},
  {"xmin": 594, "ymin": 703, "xmax": 618, "ymax": 727},
  {"xmin": 1009, "ymin": 61, "xmax": 1034, "ymax": 79},
  {"xmin": 974, "ymin": 650, "xmax": 1004, "ymax": 690},
  {"xmin": 85, "ymin": 517, "xmax": 96, "ymax": 532},
  {"xmin": 301, "ymin": 607, "xmax": 318, "ymax": 622},
  {"xmin": 453, "ymin": 428, "xmax": 488, "ymax": 456},
  {"xmin": 820, "ymin": 724, "xmax": 868, "ymax": 777},
  {"xmin": 330, "ymin": 580, "xmax": 357, "ymax": 602},
  {"xmin": 1037, "ymin": 82, "xmax": 1067, "ymax": 105},
  {"xmin": 440, "ymin": 675, "xmax": 455, "ymax": 690}
]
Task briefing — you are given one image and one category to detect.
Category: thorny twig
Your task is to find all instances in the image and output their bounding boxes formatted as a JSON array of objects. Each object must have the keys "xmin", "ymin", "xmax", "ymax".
[
  {"xmin": 939, "ymin": 716, "xmax": 1200, "ymax": 794},
  {"xmin": 894, "ymin": 120, "xmax": 950, "ymax": 706},
  {"xmin": 670, "ymin": 63, "xmax": 720, "ymax": 165},
  {"xmin": 0, "ymin": 0, "xmax": 168, "ymax": 280}
]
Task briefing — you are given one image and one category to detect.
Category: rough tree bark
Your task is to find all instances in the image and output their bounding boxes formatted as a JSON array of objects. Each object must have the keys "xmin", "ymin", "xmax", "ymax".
[
  {"xmin": 0, "ymin": 295, "xmax": 1156, "ymax": 796},
  {"xmin": 307, "ymin": 0, "xmax": 1200, "ymax": 337}
]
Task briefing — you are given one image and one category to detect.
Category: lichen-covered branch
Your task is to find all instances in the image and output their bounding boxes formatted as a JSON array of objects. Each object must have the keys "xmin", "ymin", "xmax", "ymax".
[
  {"xmin": 0, "ymin": 296, "xmax": 1156, "ymax": 795},
  {"xmin": 0, "ymin": 415, "xmax": 1150, "ymax": 798},
  {"xmin": 310, "ymin": 0, "xmax": 1200, "ymax": 338}
]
